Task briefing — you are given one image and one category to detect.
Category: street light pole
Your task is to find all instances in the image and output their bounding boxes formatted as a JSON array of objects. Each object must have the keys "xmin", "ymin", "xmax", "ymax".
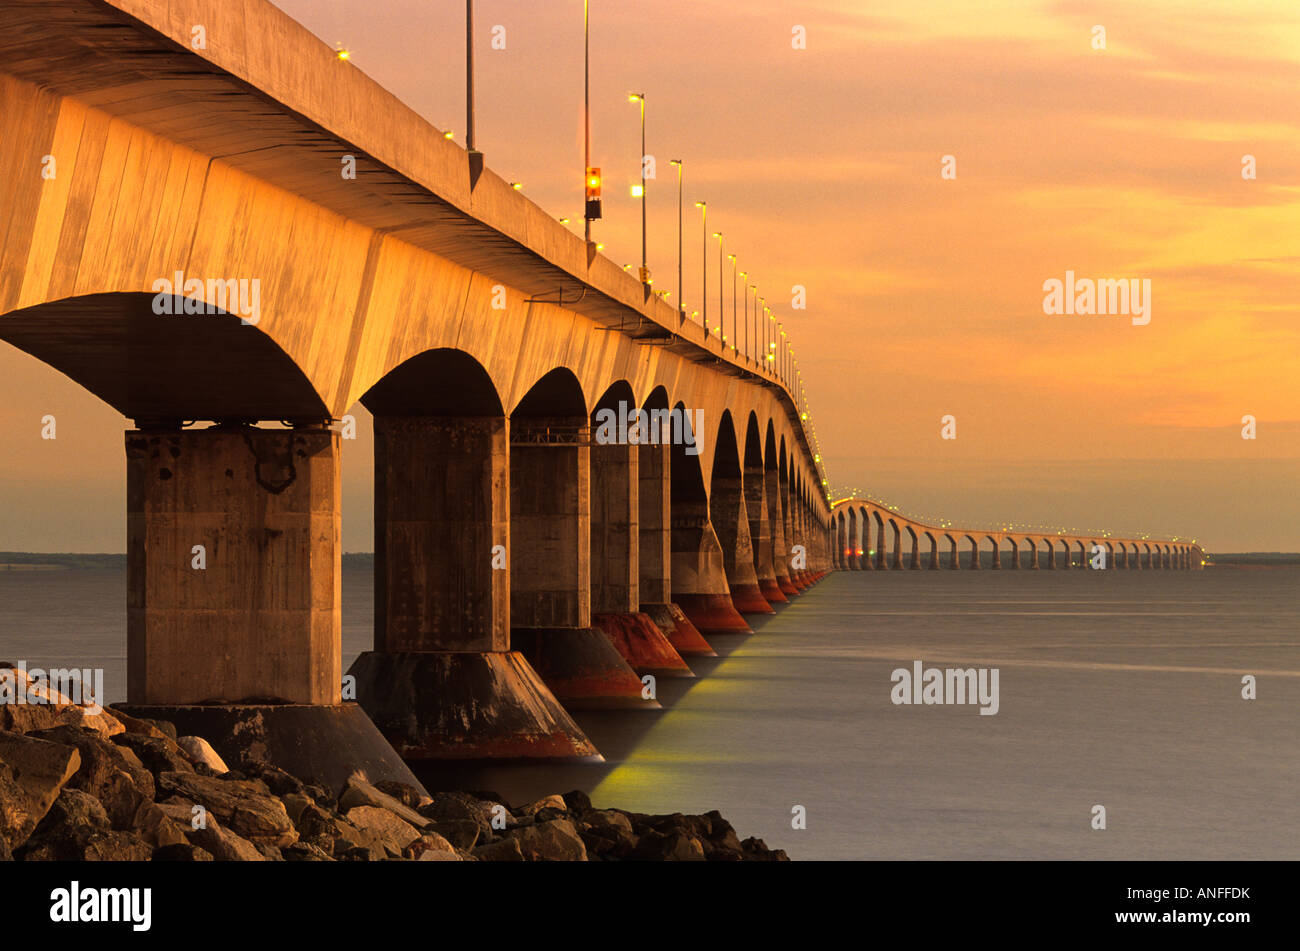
[
  {"xmin": 465, "ymin": 0, "xmax": 475, "ymax": 151},
  {"xmin": 694, "ymin": 201, "xmax": 707, "ymax": 330},
  {"xmin": 670, "ymin": 159, "xmax": 682, "ymax": 316},
  {"xmin": 739, "ymin": 273, "xmax": 748, "ymax": 358},
  {"xmin": 712, "ymin": 232, "xmax": 723, "ymax": 342},
  {"xmin": 583, "ymin": 0, "xmax": 590, "ymax": 244},
  {"xmin": 728, "ymin": 254, "xmax": 737, "ymax": 354},
  {"xmin": 629, "ymin": 93, "xmax": 648, "ymax": 284}
]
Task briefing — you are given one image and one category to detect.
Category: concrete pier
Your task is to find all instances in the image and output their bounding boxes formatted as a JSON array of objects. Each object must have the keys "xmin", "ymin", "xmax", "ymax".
[
  {"xmin": 590, "ymin": 434, "xmax": 692, "ymax": 678},
  {"xmin": 509, "ymin": 417, "xmax": 656, "ymax": 709},
  {"xmin": 121, "ymin": 425, "xmax": 427, "ymax": 792},
  {"xmin": 346, "ymin": 415, "xmax": 600, "ymax": 759}
]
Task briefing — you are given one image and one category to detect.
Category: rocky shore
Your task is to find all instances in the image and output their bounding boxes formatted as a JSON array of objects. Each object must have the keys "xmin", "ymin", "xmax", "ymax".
[{"xmin": 0, "ymin": 669, "xmax": 788, "ymax": 862}]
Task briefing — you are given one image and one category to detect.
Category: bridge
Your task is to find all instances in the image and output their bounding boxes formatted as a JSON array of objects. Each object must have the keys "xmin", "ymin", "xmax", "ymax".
[
  {"xmin": 0, "ymin": 0, "xmax": 833, "ymax": 788},
  {"xmin": 830, "ymin": 498, "xmax": 1203, "ymax": 571},
  {"xmin": 0, "ymin": 0, "xmax": 1193, "ymax": 792}
]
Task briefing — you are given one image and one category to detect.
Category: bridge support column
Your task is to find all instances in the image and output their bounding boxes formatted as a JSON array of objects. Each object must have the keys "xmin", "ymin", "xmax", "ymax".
[
  {"xmin": 847, "ymin": 514, "xmax": 861, "ymax": 571},
  {"xmin": 1048, "ymin": 544, "xmax": 1057, "ymax": 569},
  {"xmin": 509, "ymin": 419, "xmax": 655, "ymax": 710},
  {"xmin": 785, "ymin": 485, "xmax": 808, "ymax": 591},
  {"xmin": 1008, "ymin": 540, "xmax": 1020, "ymax": 569},
  {"xmin": 768, "ymin": 470, "xmax": 798, "ymax": 596},
  {"xmin": 345, "ymin": 416, "xmax": 601, "ymax": 761},
  {"xmin": 639, "ymin": 441, "xmax": 714, "ymax": 656},
  {"xmin": 929, "ymin": 539, "xmax": 940, "ymax": 570},
  {"xmin": 119, "ymin": 426, "xmax": 428, "ymax": 792},
  {"xmin": 969, "ymin": 538, "xmax": 981, "ymax": 569},
  {"xmin": 949, "ymin": 536, "xmax": 960, "ymax": 569},
  {"xmin": 746, "ymin": 466, "xmax": 787, "ymax": 601},
  {"xmin": 891, "ymin": 525, "xmax": 903, "ymax": 570},
  {"xmin": 714, "ymin": 472, "xmax": 774, "ymax": 615},
  {"xmin": 909, "ymin": 534, "xmax": 921, "ymax": 570},
  {"xmin": 590, "ymin": 440, "xmax": 693, "ymax": 678},
  {"xmin": 1030, "ymin": 542, "xmax": 1040, "ymax": 569},
  {"xmin": 990, "ymin": 542, "xmax": 1002, "ymax": 570},
  {"xmin": 672, "ymin": 502, "xmax": 753, "ymax": 636}
]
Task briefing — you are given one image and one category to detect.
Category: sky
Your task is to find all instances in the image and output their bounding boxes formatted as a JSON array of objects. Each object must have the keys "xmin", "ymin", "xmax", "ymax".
[{"xmin": 1, "ymin": 0, "xmax": 1297, "ymax": 552}]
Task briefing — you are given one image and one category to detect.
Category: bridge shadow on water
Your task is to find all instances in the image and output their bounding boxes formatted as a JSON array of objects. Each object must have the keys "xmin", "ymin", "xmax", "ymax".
[{"xmin": 409, "ymin": 611, "xmax": 788, "ymax": 807}]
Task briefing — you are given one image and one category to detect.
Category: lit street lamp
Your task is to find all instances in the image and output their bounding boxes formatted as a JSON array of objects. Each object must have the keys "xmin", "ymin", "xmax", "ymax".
[
  {"xmin": 728, "ymin": 253, "xmax": 737, "ymax": 354},
  {"xmin": 628, "ymin": 93, "xmax": 649, "ymax": 284},
  {"xmin": 670, "ymin": 159, "xmax": 683, "ymax": 317}
]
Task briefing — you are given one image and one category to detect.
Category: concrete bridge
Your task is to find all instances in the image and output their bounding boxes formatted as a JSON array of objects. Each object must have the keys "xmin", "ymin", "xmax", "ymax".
[
  {"xmin": 0, "ymin": 0, "xmax": 833, "ymax": 788},
  {"xmin": 830, "ymin": 498, "xmax": 1203, "ymax": 571}
]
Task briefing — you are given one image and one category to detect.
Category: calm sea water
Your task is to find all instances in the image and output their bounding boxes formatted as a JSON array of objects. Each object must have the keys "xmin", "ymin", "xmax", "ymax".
[{"xmin": 2, "ymin": 566, "xmax": 1296, "ymax": 859}]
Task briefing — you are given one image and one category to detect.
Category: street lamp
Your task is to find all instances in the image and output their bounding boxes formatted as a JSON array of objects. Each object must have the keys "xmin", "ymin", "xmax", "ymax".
[
  {"xmin": 711, "ymin": 232, "xmax": 724, "ymax": 346},
  {"xmin": 582, "ymin": 1, "xmax": 596, "ymax": 243},
  {"xmin": 694, "ymin": 201, "xmax": 707, "ymax": 330},
  {"xmin": 628, "ymin": 93, "xmax": 648, "ymax": 284},
  {"xmin": 739, "ymin": 273, "xmax": 749, "ymax": 358},
  {"xmin": 670, "ymin": 159, "xmax": 683, "ymax": 317},
  {"xmin": 465, "ymin": 1, "xmax": 476, "ymax": 152},
  {"xmin": 728, "ymin": 254, "xmax": 737, "ymax": 354}
]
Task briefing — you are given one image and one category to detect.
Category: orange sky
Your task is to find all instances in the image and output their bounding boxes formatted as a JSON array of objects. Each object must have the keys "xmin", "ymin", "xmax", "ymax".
[{"xmin": 1, "ymin": 0, "xmax": 1297, "ymax": 552}]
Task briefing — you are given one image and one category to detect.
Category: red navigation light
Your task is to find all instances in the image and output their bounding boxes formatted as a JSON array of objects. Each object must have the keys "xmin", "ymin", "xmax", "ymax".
[{"xmin": 585, "ymin": 166, "xmax": 602, "ymax": 220}]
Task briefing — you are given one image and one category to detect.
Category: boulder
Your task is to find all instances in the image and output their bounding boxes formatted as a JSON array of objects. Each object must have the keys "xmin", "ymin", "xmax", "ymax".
[
  {"xmin": 236, "ymin": 760, "xmax": 301, "ymax": 797},
  {"xmin": 339, "ymin": 777, "xmax": 428, "ymax": 830},
  {"xmin": 373, "ymin": 779, "xmax": 431, "ymax": 809},
  {"xmin": 111, "ymin": 733, "xmax": 194, "ymax": 780},
  {"xmin": 134, "ymin": 801, "xmax": 192, "ymax": 849},
  {"xmin": 175, "ymin": 736, "xmax": 228, "ymax": 774},
  {"xmin": 106, "ymin": 708, "xmax": 172, "ymax": 741},
  {"xmin": 561, "ymin": 789, "xmax": 593, "ymax": 813},
  {"xmin": 472, "ymin": 836, "xmax": 525, "ymax": 862},
  {"xmin": 629, "ymin": 830, "xmax": 706, "ymax": 862},
  {"xmin": 344, "ymin": 805, "xmax": 423, "ymax": 856},
  {"xmin": 508, "ymin": 818, "xmax": 588, "ymax": 861},
  {"xmin": 154, "ymin": 801, "xmax": 265, "ymax": 862},
  {"xmin": 404, "ymin": 831, "xmax": 458, "ymax": 861},
  {"xmin": 27, "ymin": 725, "xmax": 155, "ymax": 831},
  {"xmin": 280, "ymin": 792, "xmax": 314, "ymax": 827},
  {"xmin": 578, "ymin": 809, "xmax": 638, "ymax": 859},
  {"xmin": 157, "ymin": 771, "xmax": 296, "ymax": 847},
  {"xmin": 282, "ymin": 841, "xmax": 334, "ymax": 862},
  {"xmin": 20, "ymin": 827, "xmax": 153, "ymax": 861},
  {"xmin": 419, "ymin": 792, "xmax": 500, "ymax": 835},
  {"xmin": 517, "ymin": 794, "xmax": 568, "ymax": 817},
  {"xmin": 740, "ymin": 836, "xmax": 789, "ymax": 861},
  {"xmin": 425, "ymin": 818, "xmax": 479, "ymax": 851},
  {"xmin": 0, "ymin": 666, "xmax": 116, "ymax": 737},
  {"xmin": 0, "ymin": 732, "xmax": 81, "ymax": 850}
]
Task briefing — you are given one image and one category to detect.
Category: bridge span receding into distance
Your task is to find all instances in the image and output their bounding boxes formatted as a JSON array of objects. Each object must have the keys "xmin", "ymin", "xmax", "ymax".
[
  {"xmin": 831, "ymin": 498, "xmax": 1204, "ymax": 571},
  {"xmin": 0, "ymin": 0, "xmax": 1197, "ymax": 791}
]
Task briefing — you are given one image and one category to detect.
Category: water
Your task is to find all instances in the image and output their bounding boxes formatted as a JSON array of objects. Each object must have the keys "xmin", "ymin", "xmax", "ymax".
[{"xmin": 2, "ymin": 566, "xmax": 1297, "ymax": 859}]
